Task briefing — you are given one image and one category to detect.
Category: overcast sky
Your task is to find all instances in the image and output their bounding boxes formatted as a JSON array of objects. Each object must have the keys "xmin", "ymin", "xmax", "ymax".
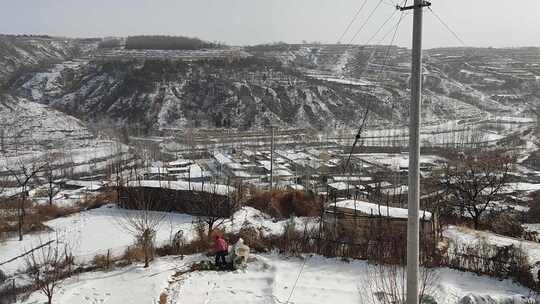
[{"xmin": 1, "ymin": 0, "xmax": 539, "ymax": 49}]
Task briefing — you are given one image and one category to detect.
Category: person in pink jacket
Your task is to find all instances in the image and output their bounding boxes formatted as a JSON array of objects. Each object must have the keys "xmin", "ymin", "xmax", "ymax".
[{"xmin": 213, "ymin": 235, "xmax": 228, "ymax": 268}]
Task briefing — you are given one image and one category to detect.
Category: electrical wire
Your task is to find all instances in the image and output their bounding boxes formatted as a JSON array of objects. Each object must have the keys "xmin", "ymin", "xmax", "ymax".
[
  {"xmin": 374, "ymin": 11, "xmax": 411, "ymax": 46},
  {"xmin": 343, "ymin": 9, "xmax": 407, "ymax": 173},
  {"xmin": 427, "ymin": 6, "xmax": 467, "ymax": 47},
  {"xmin": 347, "ymin": 0, "xmax": 385, "ymax": 45},
  {"xmin": 365, "ymin": 8, "xmax": 399, "ymax": 46},
  {"xmin": 377, "ymin": 11, "xmax": 405, "ymax": 79},
  {"xmin": 337, "ymin": 0, "xmax": 369, "ymax": 44},
  {"xmin": 285, "ymin": 255, "xmax": 309, "ymax": 303},
  {"xmin": 381, "ymin": 0, "xmax": 399, "ymax": 7}
]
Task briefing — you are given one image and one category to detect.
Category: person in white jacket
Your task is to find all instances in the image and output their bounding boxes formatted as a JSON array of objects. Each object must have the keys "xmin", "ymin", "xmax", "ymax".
[{"xmin": 231, "ymin": 238, "xmax": 250, "ymax": 270}]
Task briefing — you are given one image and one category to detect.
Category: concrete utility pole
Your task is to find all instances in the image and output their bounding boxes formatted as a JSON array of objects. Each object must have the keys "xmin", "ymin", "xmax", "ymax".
[
  {"xmin": 270, "ymin": 126, "xmax": 275, "ymax": 191},
  {"xmin": 397, "ymin": 0, "xmax": 430, "ymax": 303}
]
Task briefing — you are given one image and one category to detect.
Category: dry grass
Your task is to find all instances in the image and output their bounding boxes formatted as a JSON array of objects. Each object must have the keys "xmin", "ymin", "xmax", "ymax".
[
  {"xmin": 35, "ymin": 204, "xmax": 76, "ymax": 219},
  {"xmin": 0, "ymin": 190, "xmax": 116, "ymax": 240},
  {"xmin": 92, "ymin": 253, "xmax": 114, "ymax": 270},
  {"xmin": 122, "ymin": 246, "xmax": 146, "ymax": 264},
  {"xmin": 159, "ymin": 293, "xmax": 168, "ymax": 304},
  {"xmin": 77, "ymin": 190, "xmax": 117, "ymax": 210},
  {"xmin": 245, "ymin": 189, "xmax": 320, "ymax": 219}
]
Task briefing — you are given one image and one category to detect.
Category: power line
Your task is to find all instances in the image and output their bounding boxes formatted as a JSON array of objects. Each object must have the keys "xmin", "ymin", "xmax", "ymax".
[
  {"xmin": 285, "ymin": 256, "xmax": 309, "ymax": 303},
  {"xmin": 337, "ymin": 0, "xmax": 369, "ymax": 44},
  {"xmin": 377, "ymin": 10, "xmax": 405, "ymax": 79},
  {"xmin": 343, "ymin": 9, "xmax": 407, "ymax": 172},
  {"xmin": 381, "ymin": 0, "xmax": 399, "ymax": 7},
  {"xmin": 374, "ymin": 11, "xmax": 410, "ymax": 45},
  {"xmin": 347, "ymin": 0, "xmax": 385, "ymax": 45},
  {"xmin": 427, "ymin": 6, "xmax": 467, "ymax": 47},
  {"xmin": 365, "ymin": 8, "xmax": 399, "ymax": 45}
]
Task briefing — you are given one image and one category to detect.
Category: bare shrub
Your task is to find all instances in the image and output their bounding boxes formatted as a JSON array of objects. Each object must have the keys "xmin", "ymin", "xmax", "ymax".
[
  {"xmin": 526, "ymin": 191, "xmax": 540, "ymax": 223},
  {"xmin": 231, "ymin": 222, "xmax": 267, "ymax": 252},
  {"xmin": 116, "ymin": 189, "xmax": 165, "ymax": 268},
  {"xmin": 77, "ymin": 190, "xmax": 116, "ymax": 210},
  {"xmin": 361, "ymin": 263, "xmax": 439, "ymax": 304},
  {"xmin": 441, "ymin": 150, "xmax": 514, "ymax": 229},
  {"xmin": 446, "ymin": 237, "xmax": 536, "ymax": 290},
  {"xmin": 159, "ymin": 292, "xmax": 168, "ymax": 304},
  {"xmin": 156, "ymin": 237, "xmax": 210, "ymax": 257},
  {"xmin": 191, "ymin": 181, "xmax": 238, "ymax": 240},
  {"xmin": 91, "ymin": 251, "xmax": 116, "ymax": 270},
  {"xmin": 246, "ymin": 189, "xmax": 320, "ymax": 218},
  {"xmin": 488, "ymin": 213, "xmax": 524, "ymax": 238},
  {"xmin": 34, "ymin": 204, "xmax": 74, "ymax": 220},
  {"xmin": 25, "ymin": 238, "xmax": 74, "ymax": 304},
  {"xmin": 7, "ymin": 159, "xmax": 46, "ymax": 241},
  {"xmin": 122, "ymin": 246, "xmax": 146, "ymax": 265}
]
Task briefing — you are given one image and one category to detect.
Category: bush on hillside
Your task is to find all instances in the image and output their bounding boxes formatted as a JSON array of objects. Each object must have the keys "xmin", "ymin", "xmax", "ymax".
[
  {"xmin": 488, "ymin": 213, "xmax": 524, "ymax": 238},
  {"xmin": 125, "ymin": 35, "xmax": 219, "ymax": 50},
  {"xmin": 245, "ymin": 189, "xmax": 320, "ymax": 219}
]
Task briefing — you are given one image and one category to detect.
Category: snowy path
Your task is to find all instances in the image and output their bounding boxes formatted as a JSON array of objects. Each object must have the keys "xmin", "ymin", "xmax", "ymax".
[
  {"xmin": 20, "ymin": 256, "xmax": 194, "ymax": 304},
  {"xmin": 171, "ymin": 255, "xmax": 532, "ymax": 304},
  {"xmin": 15, "ymin": 254, "xmax": 534, "ymax": 304}
]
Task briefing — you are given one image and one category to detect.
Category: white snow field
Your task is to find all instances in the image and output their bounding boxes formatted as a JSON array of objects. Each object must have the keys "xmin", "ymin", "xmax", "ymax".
[
  {"xmin": 18, "ymin": 254, "xmax": 534, "ymax": 304},
  {"xmin": 18, "ymin": 255, "xmax": 199, "ymax": 304},
  {"xmin": 0, "ymin": 206, "xmax": 314, "ymax": 276},
  {"xmin": 444, "ymin": 225, "xmax": 540, "ymax": 279},
  {"xmin": 0, "ymin": 206, "xmax": 191, "ymax": 276},
  {"xmin": 444, "ymin": 225, "xmax": 540, "ymax": 264}
]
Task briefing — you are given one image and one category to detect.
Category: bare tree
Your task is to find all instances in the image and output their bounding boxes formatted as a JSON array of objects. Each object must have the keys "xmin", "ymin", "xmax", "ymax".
[
  {"xmin": 192, "ymin": 180, "xmax": 237, "ymax": 239},
  {"xmin": 107, "ymin": 144, "xmax": 130, "ymax": 205},
  {"xmin": 361, "ymin": 263, "xmax": 438, "ymax": 304},
  {"xmin": 42, "ymin": 154, "xmax": 63, "ymax": 206},
  {"xmin": 0, "ymin": 128, "xmax": 5, "ymax": 153},
  {"xmin": 421, "ymin": 176, "xmax": 447, "ymax": 240},
  {"xmin": 117, "ymin": 188, "xmax": 165, "ymax": 268},
  {"xmin": 441, "ymin": 150, "xmax": 513, "ymax": 229},
  {"xmin": 25, "ymin": 238, "xmax": 74, "ymax": 304},
  {"xmin": 0, "ymin": 174, "xmax": 6, "ymax": 196},
  {"xmin": 8, "ymin": 159, "xmax": 46, "ymax": 241}
]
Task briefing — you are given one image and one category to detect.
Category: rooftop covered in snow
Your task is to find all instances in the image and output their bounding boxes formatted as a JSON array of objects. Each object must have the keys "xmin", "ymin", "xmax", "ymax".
[
  {"xmin": 126, "ymin": 180, "xmax": 234, "ymax": 196},
  {"xmin": 332, "ymin": 200, "xmax": 432, "ymax": 220}
]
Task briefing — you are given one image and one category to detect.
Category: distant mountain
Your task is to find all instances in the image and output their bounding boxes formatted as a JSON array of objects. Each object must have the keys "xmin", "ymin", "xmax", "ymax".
[
  {"xmin": 2, "ymin": 36, "xmax": 539, "ymax": 134},
  {"xmin": 0, "ymin": 35, "xmax": 93, "ymax": 92}
]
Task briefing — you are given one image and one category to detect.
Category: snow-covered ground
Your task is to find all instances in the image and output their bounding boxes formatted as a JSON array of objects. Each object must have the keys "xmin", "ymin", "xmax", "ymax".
[
  {"xmin": 21, "ymin": 60, "xmax": 88, "ymax": 101},
  {"xmin": 127, "ymin": 180, "xmax": 235, "ymax": 196},
  {"xmin": 0, "ymin": 206, "xmax": 191, "ymax": 275},
  {"xmin": 3, "ymin": 210, "xmax": 537, "ymax": 304},
  {"xmin": 353, "ymin": 153, "xmax": 445, "ymax": 169},
  {"xmin": 444, "ymin": 225, "xmax": 540, "ymax": 277},
  {"xmin": 18, "ymin": 255, "xmax": 198, "ymax": 304},
  {"xmin": 174, "ymin": 255, "xmax": 534, "ymax": 304},
  {"xmin": 18, "ymin": 254, "xmax": 535, "ymax": 304},
  {"xmin": 0, "ymin": 206, "xmax": 313, "ymax": 276}
]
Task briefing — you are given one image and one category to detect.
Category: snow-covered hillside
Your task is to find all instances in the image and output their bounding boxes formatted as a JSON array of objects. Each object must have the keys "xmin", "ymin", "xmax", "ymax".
[
  {"xmin": 17, "ymin": 254, "xmax": 535, "ymax": 304},
  {"xmin": 0, "ymin": 35, "xmax": 83, "ymax": 86},
  {"xmin": 4, "ymin": 37, "xmax": 537, "ymax": 133},
  {"xmin": 0, "ymin": 94, "xmax": 128, "ymax": 178},
  {"xmin": 0, "ymin": 206, "xmax": 312, "ymax": 276}
]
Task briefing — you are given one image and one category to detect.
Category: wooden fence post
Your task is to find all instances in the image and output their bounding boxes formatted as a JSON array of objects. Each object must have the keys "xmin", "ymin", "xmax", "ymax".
[
  {"xmin": 12, "ymin": 278, "xmax": 16, "ymax": 303},
  {"xmin": 107, "ymin": 249, "xmax": 111, "ymax": 270}
]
